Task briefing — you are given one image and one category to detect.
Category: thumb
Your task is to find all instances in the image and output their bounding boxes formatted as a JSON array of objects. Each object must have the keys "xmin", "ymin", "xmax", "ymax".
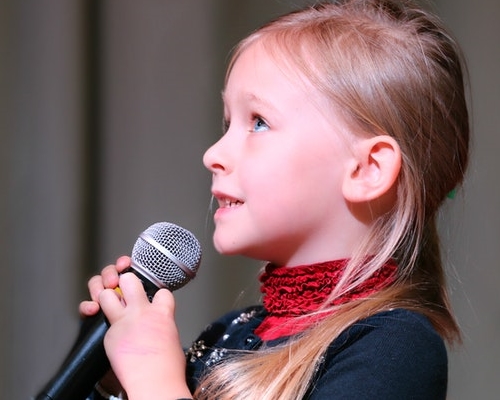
[{"xmin": 152, "ymin": 288, "xmax": 176, "ymax": 314}]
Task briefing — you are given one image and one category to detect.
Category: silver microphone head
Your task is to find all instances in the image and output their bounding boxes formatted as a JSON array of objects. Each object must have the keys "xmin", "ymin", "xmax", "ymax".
[{"xmin": 131, "ymin": 222, "xmax": 202, "ymax": 291}]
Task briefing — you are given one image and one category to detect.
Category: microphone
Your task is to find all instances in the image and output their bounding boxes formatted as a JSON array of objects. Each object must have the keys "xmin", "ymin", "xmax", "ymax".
[{"xmin": 34, "ymin": 222, "xmax": 202, "ymax": 400}]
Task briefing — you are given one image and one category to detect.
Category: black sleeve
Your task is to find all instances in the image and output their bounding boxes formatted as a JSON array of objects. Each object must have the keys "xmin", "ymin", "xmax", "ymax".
[
  {"xmin": 86, "ymin": 390, "xmax": 105, "ymax": 400},
  {"xmin": 308, "ymin": 309, "xmax": 448, "ymax": 400}
]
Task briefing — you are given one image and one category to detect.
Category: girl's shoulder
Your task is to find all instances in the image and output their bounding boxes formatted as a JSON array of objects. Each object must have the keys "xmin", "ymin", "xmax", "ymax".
[
  {"xmin": 342, "ymin": 307, "xmax": 444, "ymax": 342},
  {"xmin": 312, "ymin": 308, "xmax": 448, "ymax": 399},
  {"xmin": 335, "ymin": 308, "xmax": 446, "ymax": 356}
]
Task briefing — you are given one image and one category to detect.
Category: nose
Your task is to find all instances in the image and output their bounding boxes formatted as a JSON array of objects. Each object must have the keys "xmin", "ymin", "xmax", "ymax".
[{"xmin": 203, "ymin": 135, "xmax": 230, "ymax": 174}]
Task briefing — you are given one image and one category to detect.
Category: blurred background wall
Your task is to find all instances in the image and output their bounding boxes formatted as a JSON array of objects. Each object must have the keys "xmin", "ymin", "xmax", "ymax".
[{"xmin": 0, "ymin": 0, "xmax": 498, "ymax": 398}]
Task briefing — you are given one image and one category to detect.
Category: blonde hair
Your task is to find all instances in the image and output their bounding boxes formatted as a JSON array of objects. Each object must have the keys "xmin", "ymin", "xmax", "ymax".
[{"xmin": 196, "ymin": 1, "xmax": 469, "ymax": 398}]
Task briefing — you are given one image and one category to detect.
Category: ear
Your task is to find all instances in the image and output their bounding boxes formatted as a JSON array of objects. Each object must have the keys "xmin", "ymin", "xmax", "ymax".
[{"xmin": 342, "ymin": 135, "xmax": 401, "ymax": 203}]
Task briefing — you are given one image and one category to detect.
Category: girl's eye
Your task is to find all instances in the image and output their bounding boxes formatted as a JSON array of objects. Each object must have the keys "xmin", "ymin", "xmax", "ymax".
[{"xmin": 252, "ymin": 116, "xmax": 269, "ymax": 132}]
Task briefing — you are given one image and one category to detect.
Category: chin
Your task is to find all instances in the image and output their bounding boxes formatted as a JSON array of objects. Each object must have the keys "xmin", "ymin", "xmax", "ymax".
[{"xmin": 213, "ymin": 239, "xmax": 240, "ymax": 256}]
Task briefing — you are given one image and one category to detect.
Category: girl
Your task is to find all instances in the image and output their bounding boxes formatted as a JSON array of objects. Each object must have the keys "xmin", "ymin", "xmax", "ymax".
[{"xmin": 81, "ymin": 0, "xmax": 469, "ymax": 398}]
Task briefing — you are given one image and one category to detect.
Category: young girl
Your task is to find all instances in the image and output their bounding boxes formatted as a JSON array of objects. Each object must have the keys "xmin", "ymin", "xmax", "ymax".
[{"xmin": 81, "ymin": 0, "xmax": 469, "ymax": 398}]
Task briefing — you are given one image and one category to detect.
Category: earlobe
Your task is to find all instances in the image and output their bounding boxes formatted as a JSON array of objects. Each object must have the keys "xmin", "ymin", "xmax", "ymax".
[{"xmin": 342, "ymin": 135, "xmax": 401, "ymax": 203}]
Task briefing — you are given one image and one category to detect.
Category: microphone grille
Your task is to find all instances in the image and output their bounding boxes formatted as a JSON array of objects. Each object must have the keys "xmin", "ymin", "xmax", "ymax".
[{"xmin": 131, "ymin": 222, "xmax": 202, "ymax": 291}]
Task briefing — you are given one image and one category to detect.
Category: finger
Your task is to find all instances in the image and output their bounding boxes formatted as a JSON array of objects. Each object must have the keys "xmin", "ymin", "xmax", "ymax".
[
  {"xmin": 88, "ymin": 275, "xmax": 105, "ymax": 302},
  {"xmin": 118, "ymin": 272, "xmax": 149, "ymax": 308},
  {"xmin": 152, "ymin": 288, "xmax": 176, "ymax": 314},
  {"xmin": 101, "ymin": 264, "xmax": 121, "ymax": 289},
  {"xmin": 79, "ymin": 300, "xmax": 100, "ymax": 317},
  {"xmin": 101, "ymin": 256, "xmax": 131, "ymax": 288},
  {"xmin": 99, "ymin": 287, "xmax": 125, "ymax": 323},
  {"xmin": 115, "ymin": 255, "xmax": 132, "ymax": 272}
]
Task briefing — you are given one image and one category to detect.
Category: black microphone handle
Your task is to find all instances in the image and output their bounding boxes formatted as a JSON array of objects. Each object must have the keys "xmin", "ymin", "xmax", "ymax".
[
  {"xmin": 34, "ymin": 311, "xmax": 110, "ymax": 400},
  {"xmin": 35, "ymin": 269, "xmax": 160, "ymax": 400}
]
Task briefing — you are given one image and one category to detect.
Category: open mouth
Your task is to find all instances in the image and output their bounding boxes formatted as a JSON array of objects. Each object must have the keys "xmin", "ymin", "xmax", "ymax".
[{"xmin": 220, "ymin": 197, "xmax": 243, "ymax": 208}]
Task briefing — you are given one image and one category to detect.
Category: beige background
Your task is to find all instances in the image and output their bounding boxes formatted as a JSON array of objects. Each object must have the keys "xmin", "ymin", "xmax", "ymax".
[{"xmin": 0, "ymin": 0, "xmax": 498, "ymax": 398}]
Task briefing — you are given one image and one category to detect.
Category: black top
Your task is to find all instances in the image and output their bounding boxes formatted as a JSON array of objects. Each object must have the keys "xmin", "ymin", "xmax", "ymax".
[{"xmin": 185, "ymin": 306, "xmax": 448, "ymax": 399}]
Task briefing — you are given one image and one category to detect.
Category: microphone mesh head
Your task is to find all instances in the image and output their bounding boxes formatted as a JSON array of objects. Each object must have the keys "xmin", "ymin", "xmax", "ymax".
[{"xmin": 131, "ymin": 222, "xmax": 202, "ymax": 291}]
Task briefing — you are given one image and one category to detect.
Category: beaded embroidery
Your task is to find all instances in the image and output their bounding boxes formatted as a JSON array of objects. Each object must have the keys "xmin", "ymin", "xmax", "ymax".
[
  {"xmin": 186, "ymin": 340, "xmax": 208, "ymax": 363},
  {"xmin": 186, "ymin": 309, "xmax": 259, "ymax": 365},
  {"xmin": 231, "ymin": 309, "xmax": 258, "ymax": 325},
  {"xmin": 205, "ymin": 348, "xmax": 228, "ymax": 366}
]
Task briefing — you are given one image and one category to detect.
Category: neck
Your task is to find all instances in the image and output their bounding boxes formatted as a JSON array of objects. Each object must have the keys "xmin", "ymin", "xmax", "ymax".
[{"xmin": 255, "ymin": 258, "xmax": 397, "ymax": 340}]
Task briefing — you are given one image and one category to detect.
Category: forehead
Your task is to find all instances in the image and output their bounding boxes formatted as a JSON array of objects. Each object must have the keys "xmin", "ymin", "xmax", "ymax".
[
  {"xmin": 226, "ymin": 41, "xmax": 347, "ymax": 122},
  {"xmin": 223, "ymin": 41, "xmax": 316, "ymax": 102}
]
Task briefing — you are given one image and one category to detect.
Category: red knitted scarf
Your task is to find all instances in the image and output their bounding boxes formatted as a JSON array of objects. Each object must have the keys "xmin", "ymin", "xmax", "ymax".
[{"xmin": 254, "ymin": 259, "xmax": 397, "ymax": 340}]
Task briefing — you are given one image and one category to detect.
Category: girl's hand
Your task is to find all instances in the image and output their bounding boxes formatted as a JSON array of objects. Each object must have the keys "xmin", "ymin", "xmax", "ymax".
[
  {"xmin": 99, "ymin": 272, "xmax": 191, "ymax": 399},
  {"xmin": 77, "ymin": 256, "xmax": 132, "ymax": 397},
  {"xmin": 78, "ymin": 256, "xmax": 132, "ymax": 317}
]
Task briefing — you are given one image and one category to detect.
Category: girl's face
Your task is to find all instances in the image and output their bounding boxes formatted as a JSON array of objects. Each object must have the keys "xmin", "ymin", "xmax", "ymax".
[{"xmin": 203, "ymin": 42, "xmax": 362, "ymax": 266}]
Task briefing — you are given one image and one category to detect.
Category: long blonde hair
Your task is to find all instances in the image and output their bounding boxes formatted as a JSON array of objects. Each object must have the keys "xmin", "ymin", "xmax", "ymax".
[{"xmin": 196, "ymin": 1, "xmax": 469, "ymax": 398}]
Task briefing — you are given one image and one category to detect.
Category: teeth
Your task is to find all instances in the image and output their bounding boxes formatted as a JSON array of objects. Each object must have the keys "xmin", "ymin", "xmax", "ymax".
[{"xmin": 224, "ymin": 198, "xmax": 241, "ymax": 207}]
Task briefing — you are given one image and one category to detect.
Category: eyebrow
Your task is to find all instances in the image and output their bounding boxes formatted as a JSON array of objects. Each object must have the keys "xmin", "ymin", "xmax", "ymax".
[{"xmin": 221, "ymin": 90, "xmax": 278, "ymax": 113}]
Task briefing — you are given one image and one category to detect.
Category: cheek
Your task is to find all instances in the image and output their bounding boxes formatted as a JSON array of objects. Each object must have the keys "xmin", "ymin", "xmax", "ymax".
[{"xmin": 240, "ymin": 161, "xmax": 299, "ymax": 204}]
